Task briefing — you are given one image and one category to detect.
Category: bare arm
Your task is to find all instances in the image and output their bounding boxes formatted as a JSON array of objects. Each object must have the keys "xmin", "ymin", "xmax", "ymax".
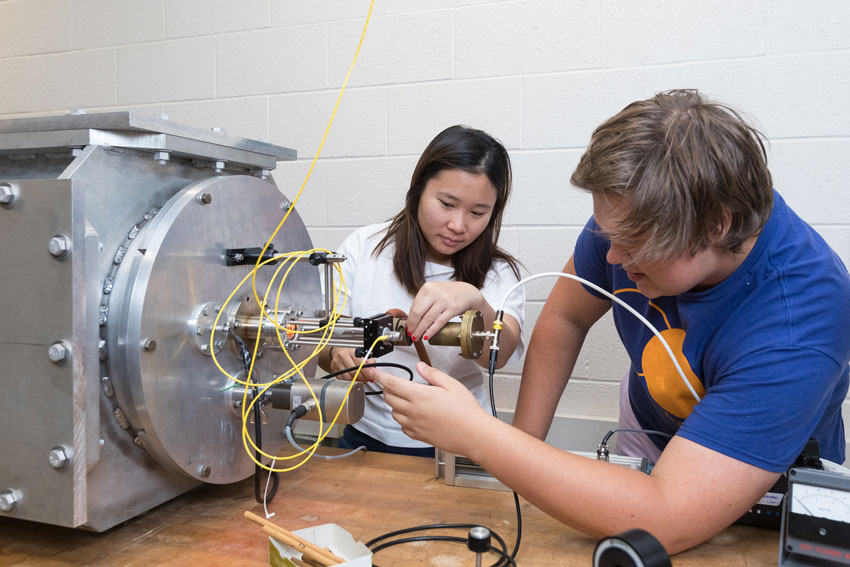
[
  {"xmin": 376, "ymin": 363, "xmax": 780, "ymax": 554},
  {"xmin": 513, "ymin": 256, "xmax": 611, "ymax": 439}
]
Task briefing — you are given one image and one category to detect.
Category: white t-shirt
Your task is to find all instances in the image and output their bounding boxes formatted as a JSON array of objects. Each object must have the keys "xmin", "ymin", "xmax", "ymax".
[{"xmin": 330, "ymin": 221, "xmax": 526, "ymax": 447}]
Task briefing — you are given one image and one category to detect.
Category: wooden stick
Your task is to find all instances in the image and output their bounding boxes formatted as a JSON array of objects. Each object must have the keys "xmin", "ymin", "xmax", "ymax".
[
  {"xmin": 244, "ymin": 510, "xmax": 345, "ymax": 565},
  {"xmin": 246, "ymin": 510, "xmax": 342, "ymax": 563}
]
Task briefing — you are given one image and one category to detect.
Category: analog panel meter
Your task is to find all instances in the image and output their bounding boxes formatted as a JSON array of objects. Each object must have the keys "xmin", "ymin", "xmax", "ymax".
[{"xmin": 780, "ymin": 467, "xmax": 850, "ymax": 566}]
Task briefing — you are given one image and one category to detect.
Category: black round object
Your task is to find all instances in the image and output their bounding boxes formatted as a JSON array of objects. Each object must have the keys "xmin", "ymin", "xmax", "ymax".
[
  {"xmin": 468, "ymin": 526, "xmax": 492, "ymax": 553},
  {"xmin": 593, "ymin": 529, "xmax": 671, "ymax": 567}
]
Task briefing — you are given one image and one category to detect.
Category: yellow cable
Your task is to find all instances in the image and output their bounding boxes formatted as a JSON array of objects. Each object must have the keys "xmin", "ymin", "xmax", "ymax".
[
  {"xmin": 238, "ymin": 250, "xmax": 349, "ymax": 462},
  {"xmin": 248, "ymin": 0, "xmax": 374, "ymax": 312},
  {"xmin": 242, "ymin": 335, "xmax": 388, "ymax": 472},
  {"xmin": 209, "ymin": 253, "xmax": 294, "ymax": 384},
  {"xmin": 208, "ymin": 247, "xmax": 350, "ymax": 468},
  {"xmin": 210, "ymin": 249, "xmax": 348, "ymax": 387},
  {"xmin": 210, "ymin": 0, "xmax": 374, "ymax": 472}
]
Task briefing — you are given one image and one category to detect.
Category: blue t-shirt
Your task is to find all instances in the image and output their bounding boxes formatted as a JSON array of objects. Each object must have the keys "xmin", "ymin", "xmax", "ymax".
[{"xmin": 574, "ymin": 191, "xmax": 850, "ymax": 471}]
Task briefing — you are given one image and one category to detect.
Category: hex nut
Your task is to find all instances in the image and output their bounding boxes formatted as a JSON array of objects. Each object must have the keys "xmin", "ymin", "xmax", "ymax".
[
  {"xmin": 48, "ymin": 235, "xmax": 71, "ymax": 259},
  {"xmin": 0, "ymin": 183, "xmax": 15, "ymax": 206},
  {"xmin": 0, "ymin": 489, "xmax": 19, "ymax": 512},
  {"xmin": 48, "ymin": 446, "xmax": 69, "ymax": 469},
  {"xmin": 48, "ymin": 341, "xmax": 70, "ymax": 364}
]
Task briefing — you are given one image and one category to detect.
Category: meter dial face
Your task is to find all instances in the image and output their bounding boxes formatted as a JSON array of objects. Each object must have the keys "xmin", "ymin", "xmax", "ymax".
[{"xmin": 791, "ymin": 483, "xmax": 850, "ymax": 524}]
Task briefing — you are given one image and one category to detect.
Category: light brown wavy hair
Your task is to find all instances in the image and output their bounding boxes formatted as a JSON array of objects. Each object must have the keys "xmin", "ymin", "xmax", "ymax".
[
  {"xmin": 375, "ymin": 125, "xmax": 520, "ymax": 296},
  {"xmin": 571, "ymin": 89, "xmax": 773, "ymax": 264}
]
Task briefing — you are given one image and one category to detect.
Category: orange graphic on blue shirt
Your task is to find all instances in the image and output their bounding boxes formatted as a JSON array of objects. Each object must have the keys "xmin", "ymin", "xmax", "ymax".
[{"xmin": 615, "ymin": 289, "xmax": 705, "ymax": 420}]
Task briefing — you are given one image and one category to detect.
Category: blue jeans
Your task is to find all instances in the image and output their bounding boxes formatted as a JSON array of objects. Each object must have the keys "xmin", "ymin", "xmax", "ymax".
[{"xmin": 338, "ymin": 425, "xmax": 435, "ymax": 458}]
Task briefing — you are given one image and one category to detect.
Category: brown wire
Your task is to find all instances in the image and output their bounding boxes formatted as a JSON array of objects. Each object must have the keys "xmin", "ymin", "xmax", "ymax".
[{"xmin": 385, "ymin": 308, "xmax": 432, "ymax": 367}]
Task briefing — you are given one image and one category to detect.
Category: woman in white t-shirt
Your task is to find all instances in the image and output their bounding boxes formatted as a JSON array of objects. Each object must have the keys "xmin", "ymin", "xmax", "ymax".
[{"xmin": 319, "ymin": 125, "xmax": 525, "ymax": 457}]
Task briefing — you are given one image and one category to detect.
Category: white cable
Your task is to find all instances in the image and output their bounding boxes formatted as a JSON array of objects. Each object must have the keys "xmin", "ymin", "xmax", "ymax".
[
  {"xmin": 285, "ymin": 425, "xmax": 366, "ymax": 460},
  {"xmin": 263, "ymin": 457, "xmax": 277, "ymax": 519},
  {"xmin": 499, "ymin": 272, "xmax": 701, "ymax": 403},
  {"xmin": 279, "ymin": 339, "xmax": 380, "ymax": 462},
  {"xmin": 820, "ymin": 459, "xmax": 850, "ymax": 476}
]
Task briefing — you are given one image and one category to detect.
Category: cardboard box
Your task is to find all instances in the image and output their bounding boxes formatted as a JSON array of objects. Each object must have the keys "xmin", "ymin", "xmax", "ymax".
[{"xmin": 268, "ymin": 523, "xmax": 372, "ymax": 567}]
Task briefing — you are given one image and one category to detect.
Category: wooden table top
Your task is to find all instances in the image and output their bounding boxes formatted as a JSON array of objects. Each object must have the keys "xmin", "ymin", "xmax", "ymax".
[{"xmin": 0, "ymin": 449, "xmax": 780, "ymax": 566}]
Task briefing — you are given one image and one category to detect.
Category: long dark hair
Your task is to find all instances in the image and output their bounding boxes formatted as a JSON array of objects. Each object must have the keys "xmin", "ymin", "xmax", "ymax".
[{"xmin": 374, "ymin": 125, "xmax": 520, "ymax": 296}]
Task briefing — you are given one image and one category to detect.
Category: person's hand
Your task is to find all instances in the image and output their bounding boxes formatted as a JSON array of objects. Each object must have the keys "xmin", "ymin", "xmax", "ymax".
[
  {"xmin": 329, "ymin": 347, "xmax": 377, "ymax": 382},
  {"xmin": 406, "ymin": 282, "xmax": 483, "ymax": 341},
  {"xmin": 373, "ymin": 361, "xmax": 491, "ymax": 454}
]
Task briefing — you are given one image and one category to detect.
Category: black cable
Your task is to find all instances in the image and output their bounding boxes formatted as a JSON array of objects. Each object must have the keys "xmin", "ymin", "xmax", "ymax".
[
  {"xmin": 253, "ymin": 386, "xmax": 273, "ymax": 503},
  {"xmin": 285, "ymin": 407, "xmax": 367, "ymax": 460},
  {"xmin": 318, "ymin": 362, "xmax": 414, "ymax": 396},
  {"xmin": 230, "ymin": 327, "xmax": 279, "ymax": 503},
  {"xmin": 365, "ymin": 357, "xmax": 522, "ymax": 565},
  {"xmin": 487, "ymin": 360, "xmax": 522, "ymax": 565},
  {"xmin": 600, "ymin": 428, "xmax": 673, "ymax": 448},
  {"xmin": 366, "ymin": 523, "xmax": 516, "ymax": 567}
]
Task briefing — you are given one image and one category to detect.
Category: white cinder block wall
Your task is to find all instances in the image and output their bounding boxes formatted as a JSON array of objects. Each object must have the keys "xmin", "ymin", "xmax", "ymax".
[{"xmin": 1, "ymin": 0, "xmax": 849, "ymax": 457}]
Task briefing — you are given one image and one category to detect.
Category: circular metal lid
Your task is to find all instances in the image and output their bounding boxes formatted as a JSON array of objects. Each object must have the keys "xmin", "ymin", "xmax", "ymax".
[{"xmin": 108, "ymin": 175, "xmax": 322, "ymax": 483}]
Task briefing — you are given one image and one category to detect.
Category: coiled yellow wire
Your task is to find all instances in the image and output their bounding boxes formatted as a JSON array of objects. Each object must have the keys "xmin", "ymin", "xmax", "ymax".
[{"xmin": 210, "ymin": 0, "xmax": 375, "ymax": 472}]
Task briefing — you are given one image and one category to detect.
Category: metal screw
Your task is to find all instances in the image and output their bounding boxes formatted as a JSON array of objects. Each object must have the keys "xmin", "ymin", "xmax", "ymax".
[
  {"xmin": 48, "ymin": 341, "xmax": 70, "ymax": 364},
  {"xmin": 0, "ymin": 183, "xmax": 15, "ymax": 206},
  {"xmin": 201, "ymin": 344, "xmax": 210, "ymax": 354},
  {"xmin": 48, "ymin": 235, "xmax": 70, "ymax": 259},
  {"xmin": 197, "ymin": 193, "xmax": 212, "ymax": 205},
  {"xmin": 153, "ymin": 150, "xmax": 170, "ymax": 165},
  {"xmin": 212, "ymin": 160, "xmax": 225, "ymax": 173},
  {"xmin": 0, "ymin": 489, "xmax": 19, "ymax": 512},
  {"xmin": 197, "ymin": 465, "xmax": 211, "ymax": 478},
  {"xmin": 142, "ymin": 338, "xmax": 157, "ymax": 352},
  {"xmin": 256, "ymin": 169, "xmax": 270, "ymax": 180},
  {"xmin": 48, "ymin": 446, "xmax": 69, "ymax": 469},
  {"xmin": 214, "ymin": 340, "xmax": 225, "ymax": 350},
  {"xmin": 281, "ymin": 201, "xmax": 293, "ymax": 211}
]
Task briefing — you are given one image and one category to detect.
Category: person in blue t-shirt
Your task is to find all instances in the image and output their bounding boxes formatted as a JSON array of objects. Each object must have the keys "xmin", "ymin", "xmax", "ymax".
[{"xmin": 373, "ymin": 89, "xmax": 850, "ymax": 554}]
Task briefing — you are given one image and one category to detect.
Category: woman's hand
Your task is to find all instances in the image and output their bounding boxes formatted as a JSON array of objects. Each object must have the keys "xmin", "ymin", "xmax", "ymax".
[
  {"xmin": 329, "ymin": 347, "xmax": 377, "ymax": 382},
  {"xmin": 373, "ymin": 362, "xmax": 493, "ymax": 455},
  {"xmin": 406, "ymin": 281, "xmax": 484, "ymax": 341}
]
